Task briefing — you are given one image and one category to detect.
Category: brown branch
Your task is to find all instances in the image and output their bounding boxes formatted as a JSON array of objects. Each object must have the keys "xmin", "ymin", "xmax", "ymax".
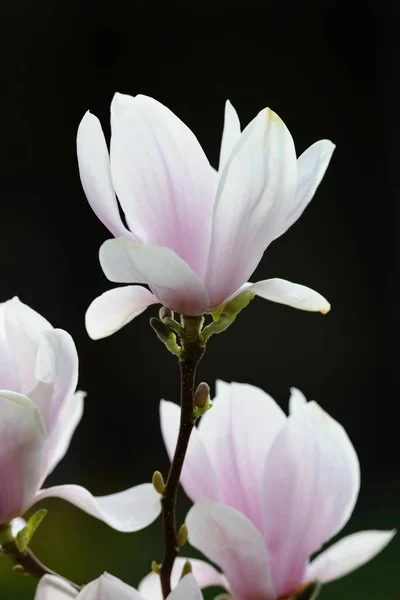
[{"xmin": 159, "ymin": 315, "xmax": 205, "ymax": 598}]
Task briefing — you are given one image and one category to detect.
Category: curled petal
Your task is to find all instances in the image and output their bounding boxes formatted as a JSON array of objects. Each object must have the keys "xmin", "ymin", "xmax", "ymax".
[
  {"xmin": 274, "ymin": 140, "xmax": 335, "ymax": 240},
  {"xmin": 35, "ymin": 575, "xmax": 77, "ymax": 599},
  {"xmin": 0, "ymin": 391, "xmax": 46, "ymax": 523},
  {"xmin": 187, "ymin": 499, "xmax": 275, "ymax": 600},
  {"xmin": 160, "ymin": 400, "xmax": 218, "ymax": 502},
  {"xmin": 85, "ymin": 286, "xmax": 159, "ymax": 340},
  {"xmin": 2, "ymin": 297, "xmax": 52, "ymax": 394},
  {"xmin": 77, "ymin": 111, "xmax": 135, "ymax": 239},
  {"xmin": 248, "ymin": 278, "xmax": 331, "ymax": 313},
  {"xmin": 139, "ymin": 558, "xmax": 228, "ymax": 600},
  {"xmin": 262, "ymin": 401, "xmax": 360, "ymax": 596},
  {"xmin": 34, "ymin": 329, "xmax": 79, "ymax": 434},
  {"xmin": 307, "ymin": 530, "xmax": 395, "ymax": 584},
  {"xmin": 110, "ymin": 94, "xmax": 216, "ymax": 277},
  {"xmin": 34, "ymin": 483, "xmax": 161, "ymax": 533},
  {"xmin": 99, "ymin": 238, "xmax": 209, "ymax": 315},
  {"xmin": 218, "ymin": 100, "xmax": 241, "ymax": 171}
]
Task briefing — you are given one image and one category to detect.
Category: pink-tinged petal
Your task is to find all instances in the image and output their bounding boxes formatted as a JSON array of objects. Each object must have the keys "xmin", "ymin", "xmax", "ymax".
[
  {"xmin": 99, "ymin": 238, "xmax": 209, "ymax": 315},
  {"xmin": 0, "ymin": 333, "xmax": 20, "ymax": 391},
  {"xmin": 85, "ymin": 286, "xmax": 159, "ymax": 340},
  {"xmin": 33, "ymin": 329, "xmax": 79, "ymax": 435},
  {"xmin": 262, "ymin": 401, "xmax": 360, "ymax": 597},
  {"xmin": 205, "ymin": 108, "xmax": 297, "ymax": 307},
  {"xmin": 196, "ymin": 382, "xmax": 286, "ymax": 529},
  {"xmin": 77, "ymin": 111, "xmax": 135, "ymax": 240},
  {"xmin": 274, "ymin": 140, "xmax": 335, "ymax": 240},
  {"xmin": 160, "ymin": 400, "xmax": 218, "ymax": 503},
  {"xmin": 34, "ymin": 483, "xmax": 161, "ymax": 532},
  {"xmin": 79, "ymin": 573, "xmax": 143, "ymax": 600},
  {"xmin": 2, "ymin": 297, "xmax": 52, "ymax": 394},
  {"xmin": 110, "ymin": 94, "xmax": 216, "ymax": 278},
  {"xmin": 44, "ymin": 391, "xmax": 85, "ymax": 477},
  {"xmin": 218, "ymin": 101, "xmax": 241, "ymax": 172},
  {"xmin": 139, "ymin": 558, "xmax": 228, "ymax": 600},
  {"xmin": 307, "ymin": 530, "xmax": 395, "ymax": 584},
  {"xmin": 35, "ymin": 575, "xmax": 77, "ymax": 600},
  {"xmin": 187, "ymin": 499, "xmax": 275, "ymax": 600},
  {"xmin": 288, "ymin": 387, "xmax": 308, "ymax": 414},
  {"xmin": 248, "ymin": 278, "xmax": 331, "ymax": 313},
  {"xmin": 0, "ymin": 391, "xmax": 46, "ymax": 523},
  {"xmin": 168, "ymin": 575, "xmax": 203, "ymax": 600}
]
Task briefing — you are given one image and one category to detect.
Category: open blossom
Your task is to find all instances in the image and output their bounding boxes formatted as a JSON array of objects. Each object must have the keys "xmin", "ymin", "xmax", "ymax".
[
  {"xmin": 0, "ymin": 298, "xmax": 160, "ymax": 532},
  {"xmin": 34, "ymin": 573, "xmax": 202, "ymax": 600},
  {"xmin": 78, "ymin": 94, "xmax": 334, "ymax": 339},
  {"xmin": 156, "ymin": 382, "xmax": 394, "ymax": 599}
]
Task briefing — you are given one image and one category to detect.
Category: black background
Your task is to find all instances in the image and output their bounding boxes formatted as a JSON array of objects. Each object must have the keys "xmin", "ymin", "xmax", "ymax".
[{"xmin": 1, "ymin": 1, "xmax": 398, "ymax": 598}]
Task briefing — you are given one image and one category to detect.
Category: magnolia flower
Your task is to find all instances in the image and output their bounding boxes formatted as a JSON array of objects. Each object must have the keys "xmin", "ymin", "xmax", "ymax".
[
  {"xmin": 0, "ymin": 298, "xmax": 160, "ymax": 532},
  {"xmin": 156, "ymin": 382, "xmax": 394, "ymax": 599},
  {"xmin": 34, "ymin": 573, "xmax": 202, "ymax": 600},
  {"xmin": 78, "ymin": 94, "xmax": 334, "ymax": 339}
]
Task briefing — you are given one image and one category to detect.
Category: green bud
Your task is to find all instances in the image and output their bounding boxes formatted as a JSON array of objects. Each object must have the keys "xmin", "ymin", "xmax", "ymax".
[
  {"xmin": 150, "ymin": 318, "xmax": 181, "ymax": 357},
  {"xmin": 201, "ymin": 291, "xmax": 255, "ymax": 341},
  {"xmin": 177, "ymin": 524, "xmax": 188, "ymax": 547},
  {"xmin": 12, "ymin": 565, "xmax": 27, "ymax": 576},
  {"xmin": 152, "ymin": 471, "xmax": 166, "ymax": 495},
  {"xmin": 151, "ymin": 560, "xmax": 161, "ymax": 574},
  {"xmin": 180, "ymin": 559, "xmax": 192, "ymax": 579},
  {"xmin": 194, "ymin": 382, "xmax": 210, "ymax": 409},
  {"xmin": 15, "ymin": 509, "xmax": 47, "ymax": 552}
]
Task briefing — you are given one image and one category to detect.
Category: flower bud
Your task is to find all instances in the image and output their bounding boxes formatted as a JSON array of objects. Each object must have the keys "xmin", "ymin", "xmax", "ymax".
[
  {"xmin": 159, "ymin": 307, "xmax": 174, "ymax": 321},
  {"xmin": 180, "ymin": 559, "xmax": 192, "ymax": 579},
  {"xmin": 152, "ymin": 471, "xmax": 166, "ymax": 495},
  {"xmin": 177, "ymin": 523, "xmax": 188, "ymax": 547},
  {"xmin": 194, "ymin": 382, "xmax": 210, "ymax": 409}
]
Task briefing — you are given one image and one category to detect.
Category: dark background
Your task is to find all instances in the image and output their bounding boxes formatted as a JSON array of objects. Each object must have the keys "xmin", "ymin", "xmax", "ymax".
[{"xmin": 1, "ymin": 1, "xmax": 398, "ymax": 598}]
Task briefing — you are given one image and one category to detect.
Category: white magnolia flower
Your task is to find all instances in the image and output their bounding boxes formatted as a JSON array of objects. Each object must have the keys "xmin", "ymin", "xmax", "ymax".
[{"xmin": 78, "ymin": 94, "xmax": 334, "ymax": 339}]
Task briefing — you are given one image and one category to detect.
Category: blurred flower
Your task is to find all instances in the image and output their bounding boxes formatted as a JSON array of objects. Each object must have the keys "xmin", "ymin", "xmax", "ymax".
[
  {"xmin": 34, "ymin": 572, "xmax": 202, "ymax": 600},
  {"xmin": 158, "ymin": 382, "xmax": 394, "ymax": 599},
  {"xmin": 0, "ymin": 298, "xmax": 160, "ymax": 532},
  {"xmin": 78, "ymin": 94, "xmax": 333, "ymax": 339}
]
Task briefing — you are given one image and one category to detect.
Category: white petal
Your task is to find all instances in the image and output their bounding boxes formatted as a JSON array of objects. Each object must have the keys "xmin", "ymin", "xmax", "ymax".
[
  {"xmin": 77, "ymin": 111, "xmax": 135, "ymax": 239},
  {"xmin": 248, "ymin": 278, "xmax": 331, "ymax": 313},
  {"xmin": 0, "ymin": 332, "xmax": 20, "ymax": 391},
  {"xmin": 110, "ymin": 94, "xmax": 216, "ymax": 277},
  {"xmin": 34, "ymin": 329, "xmax": 79, "ymax": 434},
  {"xmin": 205, "ymin": 108, "xmax": 297, "ymax": 307},
  {"xmin": 110, "ymin": 92, "xmax": 135, "ymax": 129},
  {"xmin": 274, "ymin": 140, "xmax": 335, "ymax": 240},
  {"xmin": 99, "ymin": 238, "xmax": 209, "ymax": 315},
  {"xmin": 168, "ymin": 575, "xmax": 203, "ymax": 600},
  {"xmin": 261, "ymin": 401, "xmax": 360, "ymax": 596},
  {"xmin": 307, "ymin": 530, "xmax": 395, "ymax": 584},
  {"xmin": 139, "ymin": 558, "xmax": 227, "ymax": 600},
  {"xmin": 187, "ymin": 499, "xmax": 275, "ymax": 600},
  {"xmin": 34, "ymin": 575, "xmax": 77, "ymax": 599},
  {"xmin": 288, "ymin": 387, "xmax": 308, "ymax": 414},
  {"xmin": 34, "ymin": 483, "xmax": 161, "ymax": 532},
  {"xmin": 218, "ymin": 100, "xmax": 241, "ymax": 171},
  {"xmin": 2, "ymin": 297, "xmax": 52, "ymax": 394},
  {"xmin": 45, "ymin": 391, "xmax": 85, "ymax": 476},
  {"xmin": 79, "ymin": 573, "xmax": 143, "ymax": 600},
  {"xmin": 160, "ymin": 401, "xmax": 218, "ymax": 503},
  {"xmin": 197, "ymin": 382, "xmax": 286, "ymax": 530},
  {"xmin": 0, "ymin": 391, "xmax": 46, "ymax": 523},
  {"xmin": 86, "ymin": 286, "xmax": 159, "ymax": 340}
]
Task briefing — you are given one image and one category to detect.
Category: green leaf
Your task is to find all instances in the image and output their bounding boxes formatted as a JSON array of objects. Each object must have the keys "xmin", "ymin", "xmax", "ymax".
[{"xmin": 15, "ymin": 509, "xmax": 47, "ymax": 552}]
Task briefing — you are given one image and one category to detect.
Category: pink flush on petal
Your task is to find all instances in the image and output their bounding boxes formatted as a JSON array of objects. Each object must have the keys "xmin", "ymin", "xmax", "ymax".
[{"xmin": 78, "ymin": 95, "xmax": 334, "ymax": 339}]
